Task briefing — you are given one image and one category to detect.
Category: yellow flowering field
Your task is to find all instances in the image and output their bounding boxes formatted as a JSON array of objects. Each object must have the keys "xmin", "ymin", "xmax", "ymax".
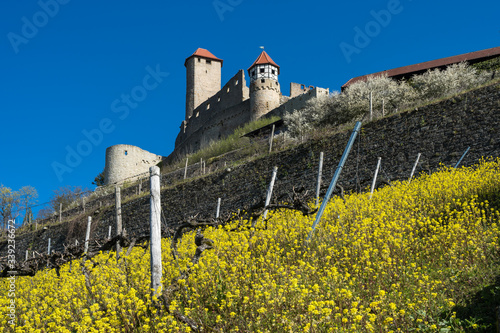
[{"xmin": 2, "ymin": 159, "xmax": 500, "ymax": 332}]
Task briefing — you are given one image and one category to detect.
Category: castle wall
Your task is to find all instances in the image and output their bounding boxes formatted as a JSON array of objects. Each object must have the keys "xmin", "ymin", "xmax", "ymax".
[
  {"xmin": 172, "ymin": 70, "xmax": 250, "ymax": 160},
  {"xmin": 290, "ymin": 82, "xmax": 316, "ymax": 98},
  {"xmin": 268, "ymin": 86, "xmax": 330, "ymax": 118},
  {"xmin": 104, "ymin": 144, "xmax": 163, "ymax": 185}
]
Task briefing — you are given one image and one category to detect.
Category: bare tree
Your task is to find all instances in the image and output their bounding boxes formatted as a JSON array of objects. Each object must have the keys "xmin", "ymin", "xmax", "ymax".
[
  {"xmin": 18, "ymin": 186, "xmax": 38, "ymax": 225},
  {"xmin": 0, "ymin": 185, "xmax": 20, "ymax": 230}
]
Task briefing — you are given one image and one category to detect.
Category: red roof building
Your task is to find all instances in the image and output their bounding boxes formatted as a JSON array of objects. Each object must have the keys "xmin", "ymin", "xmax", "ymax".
[
  {"xmin": 184, "ymin": 48, "xmax": 223, "ymax": 67},
  {"xmin": 248, "ymin": 51, "xmax": 280, "ymax": 74},
  {"xmin": 342, "ymin": 46, "xmax": 500, "ymax": 90}
]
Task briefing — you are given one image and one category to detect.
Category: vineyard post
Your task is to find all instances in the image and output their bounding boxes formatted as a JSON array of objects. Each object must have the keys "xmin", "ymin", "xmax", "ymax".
[
  {"xmin": 82, "ymin": 197, "xmax": 85, "ymax": 213},
  {"xmin": 149, "ymin": 166, "xmax": 163, "ymax": 298},
  {"xmin": 307, "ymin": 121, "xmax": 362, "ymax": 242},
  {"xmin": 184, "ymin": 158, "xmax": 189, "ymax": 179},
  {"xmin": 139, "ymin": 181, "xmax": 142, "ymax": 195},
  {"xmin": 25, "ymin": 250, "xmax": 28, "ymax": 261},
  {"xmin": 369, "ymin": 91, "xmax": 373, "ymax": 121},
  {"xmin": 370, "ymin": 157, "xmax": 382, "ymax": 199},
  {"xmin": 200, "ymin": 158, "xmax": 203, "ymax": 175},
  {"xmin": 115, "ymin": 186, "xmax": 122, "ymax": 258},
  {"xmin": 269, "ymin": 124, "xmax": 275, "ymax": 153},
  {"xmin": 59, "ymin": 203, "xmax": 62, "ymax": 223},
  {"xmin": 455, "ymin": 147, "xmax": 470, "ymax": 169},
  {"xmin": 262, "ymin": 166, "xmax": 278, "ymax": 220},
  {"xmin": 382, "ymin": 98, "xmax": 385, "ymax": 117},
  {"xmin": 315, "ymin": 152, "xmax": 324, "ymax": 207},
  {"xmin": 84, "ymin": 216, "xmax": 91, "ymax": 254},
  {"xmin": 47, "ymin": 238, "xmax": 51, "ymax": 255},
  {"xmin": 408, "ymin": 153, "xmax": 421, "ymax": 184},
  {"xmin": 216, "ymin": 198, "xmax": 221, "ymax": 218},
  {"xmin": 108, "ymin": 225, "xmax": 112, "ymax": 240}
]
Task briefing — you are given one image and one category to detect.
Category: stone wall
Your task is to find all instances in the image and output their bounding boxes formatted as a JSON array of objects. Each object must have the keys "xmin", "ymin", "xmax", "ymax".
[{"xmin": 6, "ymin": 82, "xmax": 500, "ymax": 262}]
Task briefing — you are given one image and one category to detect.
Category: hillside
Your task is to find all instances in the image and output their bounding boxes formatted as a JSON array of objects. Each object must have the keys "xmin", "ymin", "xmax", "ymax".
[
  {"xmin": 2, "ymin": 80, "xmax": 500, "ymax": 263},
  {"xmin": 2, "ymin": 160, "xmax": 500, "ymax": 331}
]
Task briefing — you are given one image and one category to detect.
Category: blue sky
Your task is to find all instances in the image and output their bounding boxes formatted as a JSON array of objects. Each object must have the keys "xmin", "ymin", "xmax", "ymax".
[{"xmin": 1, "ymin": 0, "xmax": 499, "ymax": 219}]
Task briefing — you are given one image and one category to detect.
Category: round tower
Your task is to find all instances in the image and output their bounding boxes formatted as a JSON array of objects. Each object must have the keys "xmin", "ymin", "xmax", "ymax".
[{"xmin": 248, "ymin": 51, "xmax": 281, "ymax": 121}]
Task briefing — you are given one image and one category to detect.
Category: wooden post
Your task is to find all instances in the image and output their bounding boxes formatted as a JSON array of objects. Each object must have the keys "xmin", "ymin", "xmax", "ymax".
[
  {"xmin": 382, "ymin": 98, "xmax": 385, "ymax": 117},
  {"xmin": 138, "ymin": 182, "xmax": 142, "ymax": 195},
  {"xmin": 108, "ymin": 225, "xmax": 112, "ymax": 240},
  {"xmin": 315, "ymin": 152, "xmax": 324, "ymax": 207},
  {"xmin": 370, "ymin": 157, "xmax": 382, "ymax": 199},
  {"xmin": 99, "ymin": 201, "xmax": 102, "ymax": 208},
  {"xmin": 84, "ymin": 216, "xmax": 92, "ymax": 254},
  {"xmin": 408, "ymin": 153, "xmax": 421, "ymax": 184},
  {"xmin": 262, "ymin": 166, "xmax": 278, "ymax": 220},
  {"xmin": 200, "ymin": 158, "xmax": 203, "ymax": 175},
  {"xmin": 149, "ymin": 166, "xmax": 163, "ymax": 298},
  {"xmin": 47, "ymin": 238, "xmax": 51, "ymax": 255},
  {"xmin": 216, "ymin": 198, "xmax": 221, "ymax": 219},
  {"xmin": 25, "ymin": 250, "xmax": 28, "ymax": 261},
  {"xmin": 203, "ymin": 161, "xmax": 206, "ymax": 175},
  {"xmin": 115, "ymin": 186, "xmax": 122, "ymax": 258},
  {"xmin": 184, "ymin": 158, "xmax": 189, "ymax": 179},
  {"xmin": 82, "ymin": 197, "xmax": 85, "ymax": 213},
  {"xmin": 59, "ymin": 203, "xmax": 62, "ymax": 223},
  {"xmin": 369, "ymin": 91, "xmax": 373, "ymax": 121},
  {"xmin": 269, "ymin": 124, "xmax": 275, "ymax": 153}
]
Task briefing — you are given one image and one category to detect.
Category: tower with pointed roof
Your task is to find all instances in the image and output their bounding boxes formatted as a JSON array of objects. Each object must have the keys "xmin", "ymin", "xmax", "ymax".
[
  {"xmin": 185, "ymin": 48, "xmax": 223, "ymax": 120},
  {"xmin": 247, "ymin": 50, "xmax": 281, "ymax": 121}
]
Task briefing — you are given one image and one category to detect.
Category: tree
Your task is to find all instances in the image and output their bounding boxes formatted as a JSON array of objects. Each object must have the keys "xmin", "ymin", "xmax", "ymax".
[
  {"xmin": 92, "ymin": 170, "xmax": 105, "ymax": 187},
  {"xmin": 50, "ymin": 185, "xmax": 87, "ymax": 212},
  {"xmin": 0, "ymin": 185, "xmax": 20, "ymax": 230},
  {"xmin": 18, "ymin": 186, "xmax": 38, "ymax": 225}
]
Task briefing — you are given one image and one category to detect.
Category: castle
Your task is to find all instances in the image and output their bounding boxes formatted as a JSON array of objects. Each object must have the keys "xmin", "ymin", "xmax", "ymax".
[{"xmin": 104, "ymin": 48, "xmax": 329, "ymax": 185}]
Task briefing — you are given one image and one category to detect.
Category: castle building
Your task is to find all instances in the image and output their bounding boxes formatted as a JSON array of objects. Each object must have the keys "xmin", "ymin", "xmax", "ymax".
[
  {"xmin": 169, "ymin": 48, "xmax": 329, "ymax": 161},
  {"xmin": 103, "ymin": 48, "xmax": 329, "ymax": 185}
]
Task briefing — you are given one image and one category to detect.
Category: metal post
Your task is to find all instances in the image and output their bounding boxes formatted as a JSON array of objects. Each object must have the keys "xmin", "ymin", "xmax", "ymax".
[
  {"xmin": 269, "ymin": 124, "xmax": 275, "ymax": 153},
  {"xmin": 47, "ymin": 238, "xmax": 51, "ymax": 255},
  {"xmin": 408, "ymin": 153, "xmax": 421, "ymax": 184},
  {"xmin": 216, "ymin": 198, "xmax": 221, "ymax": 219},
  {"xmin": 149, "ymin": 166, "xmax": 163, "ymax": 298},
  {"xmin": 307, "ymin": 121, "xmax": 362, "ymax": 242},
  {"xmin": 262, "ymin": 166, "xmax": 278, "ymax": 221},
  {"xmin": 184, "ymin": 157, "xmax": 189, "ymax": 179},
  {"xmin": 370, "ymin": 157, "xmax": 382, "ymax": 199},
  {"xmin": 315, "ymin": 152, "xmax": 324, "ymax": 207},
  {"xmin": 84, "ymin": 216, "xmax": 91, "ymax": 254},
  {"xmin": 455, "ymin": 147, "xmax": 470, "ymax": 169},
  {"xmin": 108, "ymin": 225, "xmax": 112, "ymax": 240}
]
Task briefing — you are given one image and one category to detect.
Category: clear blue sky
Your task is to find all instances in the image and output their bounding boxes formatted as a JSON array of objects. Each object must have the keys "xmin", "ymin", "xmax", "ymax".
[{"xmin": 1, "ymin": 0, "xmax": 499, "ymax": 219}]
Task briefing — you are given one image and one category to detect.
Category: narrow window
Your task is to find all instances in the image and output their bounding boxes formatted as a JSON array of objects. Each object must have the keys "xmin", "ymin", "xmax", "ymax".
[
  {"xmin": 260, "ymin": 68, "xmax": 265, "ymax": 73},
  {"xmin": 124, "ymin": 151, "xmax": 128, "ymax": 156},
  {"xmin": 206, "ymin": 59, "xmax": 211, "ymax": 64},
  {"xmin": 261, "ymin": 79, "xmax": 265, "ymax": 83},
  {"xmin": 271, "ymin": 69, "xmax": 275, "ymax": 75}
]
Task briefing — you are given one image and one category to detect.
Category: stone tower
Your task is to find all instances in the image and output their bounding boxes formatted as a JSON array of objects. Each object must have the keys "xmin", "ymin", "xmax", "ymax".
[
  {"xmin": 248, "ymin": 50, "xmax": 281, "ymax": 121},
  {"xmin": 185, "ymin": 48, "xmax": 223, "ymax": 120}
]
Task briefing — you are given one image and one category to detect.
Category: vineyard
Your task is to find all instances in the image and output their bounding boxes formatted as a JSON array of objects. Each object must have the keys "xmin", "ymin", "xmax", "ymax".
[{"xmin": 2, "ymin": 159, "xmax": 500, "ymax": 332}]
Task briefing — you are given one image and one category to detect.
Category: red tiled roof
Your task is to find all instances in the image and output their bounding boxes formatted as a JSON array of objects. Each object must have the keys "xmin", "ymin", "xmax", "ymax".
[
  {"xmin": 185, "ymin": 48, "xmax": 223, "ymax": 67},
  {"xmin": 342, "ymin": 46, "xmax": 500, "ymax": 89},
  {"xmin": 248, "ymin": 51, "xmax": 280, "ymax": 74}
]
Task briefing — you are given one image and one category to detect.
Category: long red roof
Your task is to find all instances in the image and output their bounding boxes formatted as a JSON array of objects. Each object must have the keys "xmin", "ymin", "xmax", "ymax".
[
  {"xmin": 248, "ymin": 51, "xmax": 280, "ymax": 74},
  {"xmin": 342, "ymin": 46, "xmax": 500, "ymax": 89},
  {"xmin": 185, "ymin": 48, "xmax": 223, "ymax": 67}
]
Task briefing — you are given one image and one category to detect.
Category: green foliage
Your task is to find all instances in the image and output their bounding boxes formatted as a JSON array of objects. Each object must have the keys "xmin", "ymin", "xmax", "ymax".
[{"xmin": 92, "ymin": 169, "xmax": 105, "ymax": 187}]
